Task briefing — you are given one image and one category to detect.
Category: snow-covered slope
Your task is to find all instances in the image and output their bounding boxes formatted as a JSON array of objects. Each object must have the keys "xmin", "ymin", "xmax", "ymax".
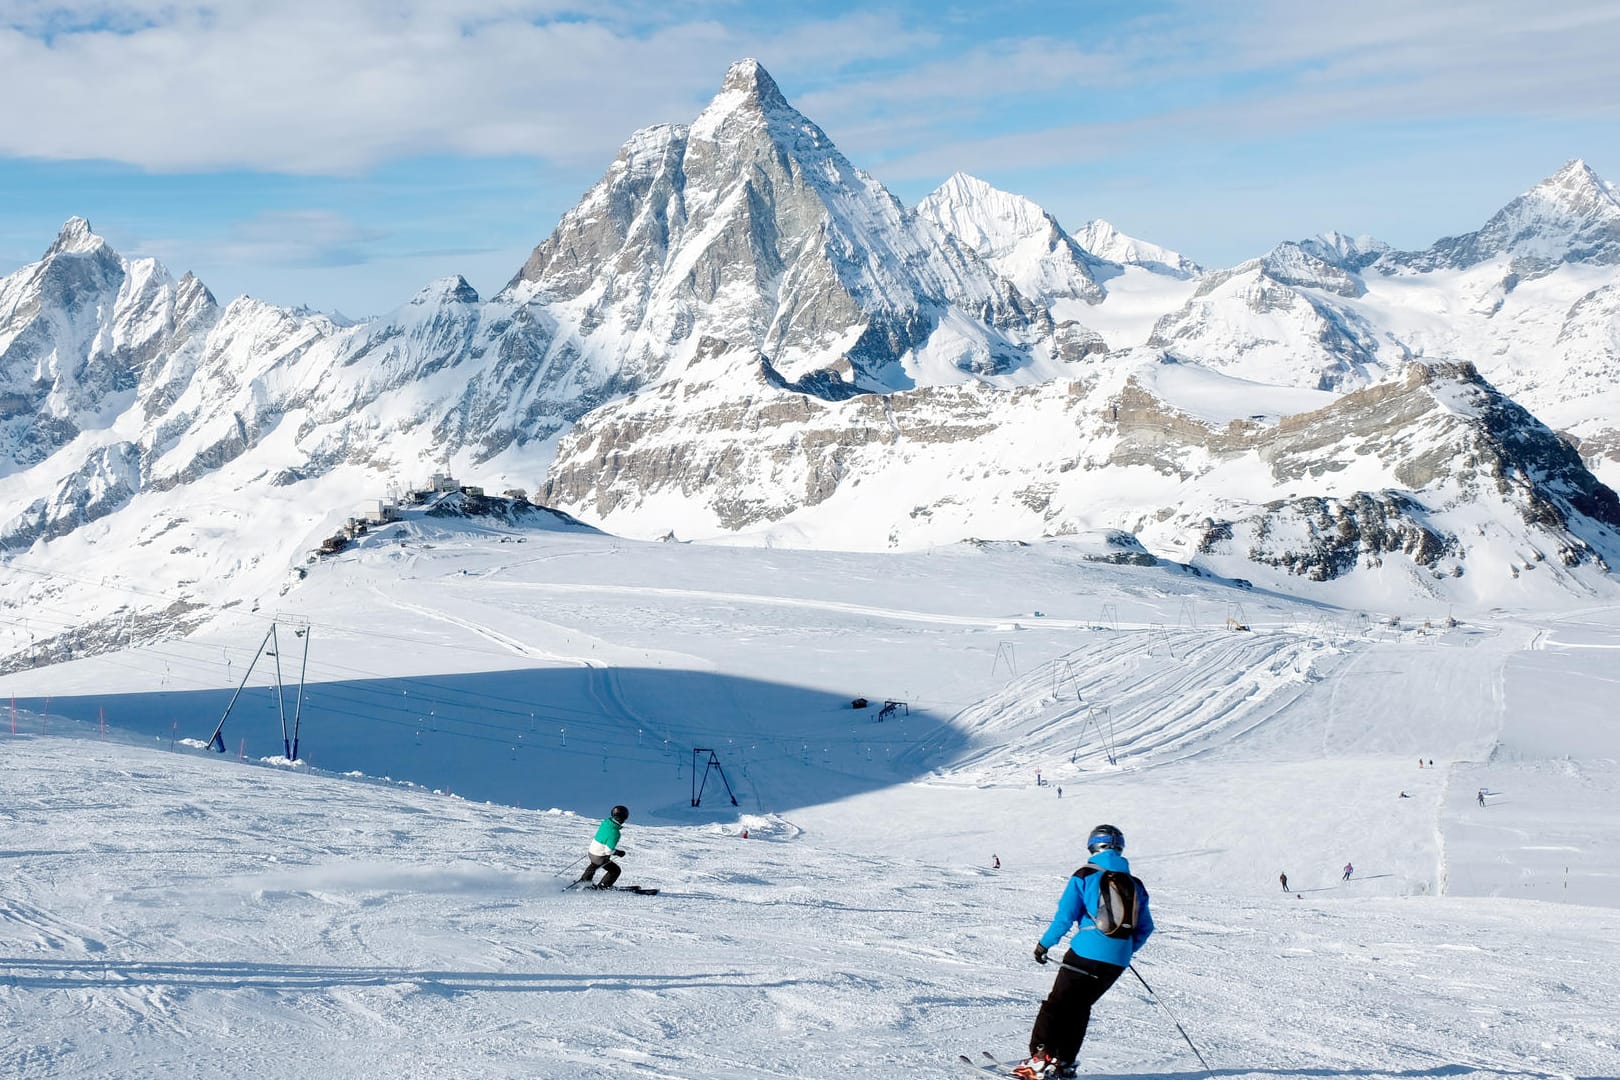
[{"xmin": 4, "ymin": 528, "xmax": 1620, "ymax": 1079}]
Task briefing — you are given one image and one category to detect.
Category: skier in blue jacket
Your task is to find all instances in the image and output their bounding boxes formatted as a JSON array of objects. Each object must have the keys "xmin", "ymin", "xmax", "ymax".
[{"xmin": 1015, "ymin": 824, "xmax": 1154, "ymax": 1080}]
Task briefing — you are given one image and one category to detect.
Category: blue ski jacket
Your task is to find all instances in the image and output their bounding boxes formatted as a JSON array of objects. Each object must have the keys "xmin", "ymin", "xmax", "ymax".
[{"xmin": 1038, "ymin": 848, "xmax": 1154, "ymax": 967}]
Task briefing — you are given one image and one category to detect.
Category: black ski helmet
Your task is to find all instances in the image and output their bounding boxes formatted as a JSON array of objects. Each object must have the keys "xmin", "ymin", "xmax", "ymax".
[
  {"xmin": 1087, "ymin": 823, "xmax": 1125, "ymax": 853},
  {"xmin": 610, "ymin": 805, "xmax": 629, "ymax": 824}
]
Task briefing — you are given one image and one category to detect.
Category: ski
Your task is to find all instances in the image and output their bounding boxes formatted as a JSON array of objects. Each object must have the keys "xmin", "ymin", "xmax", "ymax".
[
  {"xmin": 956, "ymin": 1052, "xmax": 1011, "ymax": 1077},
  {"xmin": 565, "ymin": 882, "xmax": 659, "ymax": 894}
]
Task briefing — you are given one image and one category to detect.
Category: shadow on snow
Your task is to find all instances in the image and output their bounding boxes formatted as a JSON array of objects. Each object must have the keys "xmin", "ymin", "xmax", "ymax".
[{"xmin": 14, "ymin": 666, "xmax": 968, "ymax": 821}]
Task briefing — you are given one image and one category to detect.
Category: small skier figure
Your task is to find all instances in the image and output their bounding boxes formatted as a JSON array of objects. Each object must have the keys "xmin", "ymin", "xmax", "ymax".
[
  {"xmin": 1279, "ymin": 871, "xmax": 1289, "ymax": 891},
  {"xmin": 1056, "ymin": 787, "xmax": 1063, "ymax": 799},
  {"xmin": 1399, "ymin": 791, "xmax": 1411, "ymax": 798},
  {"xmin": 1016, "ymin": 824, "xmax": 1153, "ymax": 1079},
  {"xmin": 1341, "ymin": 862, "xmax": 1353, "ymax": 882},
  {"xmin": 994, "ymin": 854, "xmax": 1002, "ymax": 870},
  {"xmin": 576, "ymin": 804, "xmax": 629, "ymax": 889},
  {"xmin": 1477, "ymin": 789, "xmax": 1486, "ymax": 807}
]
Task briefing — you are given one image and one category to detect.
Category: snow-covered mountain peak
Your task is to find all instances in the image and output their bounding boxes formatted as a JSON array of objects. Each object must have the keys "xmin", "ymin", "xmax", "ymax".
[
  {"xmin": 410, "ymin": 275, "xmax": 480, "ymax": 306},
  {"xmin": 1073, "ymin": 219, "xmax": 1200, "ymax": 278},
  {"xmin": 1537, "ymin": 158, "xmax": 1616, "ymax": 210},
  {"xmin": 1398, "ymin": 157, "xmax": 1620, "ymax": 270},
  {"xmin": 715, "ymin": 57, "xmax": 790, "ymax": 111},
  {"xmin": 917, "ymin": 173, "xmax": 1058, "ymax": 256},
  {"xmin": 690, "ymin": 58, "xmax": 807, "ymax": 143},
  {"xmin": 45, "ymin": 215, "xmax": 105, "ymax": 257},
  {"xmin": 1298, "ymin": 231, "xmax": 1390, "ymax": 271}
]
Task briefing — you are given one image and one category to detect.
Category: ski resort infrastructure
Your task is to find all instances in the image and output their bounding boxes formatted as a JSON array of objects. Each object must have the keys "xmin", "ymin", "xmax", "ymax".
[{"xmin": 4, "ymin": 511, "xmax": 1619, "ymax": 1078}]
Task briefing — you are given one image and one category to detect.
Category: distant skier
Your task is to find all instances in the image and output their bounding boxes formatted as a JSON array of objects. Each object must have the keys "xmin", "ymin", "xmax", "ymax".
[
  {"xmin": 1016, "ymin": 824, "xmax": 1153, "ymax": 1079},
  {"xmin": 576, "ymin": 805, "xmax": 629, "ymax": 889},
  {"xmin": 1279, "ymin": 872, "xmax": 1288, "ymax": 891},
  {"xmin": 1477, "ymin": 789, "xmax": 1486, "ymax": 807},
  {"xmin": 1341, "ymin": 862, "xmax": 1353, "ymax": 881},
  {"xmin": 994, "ymin": 855, "xmax": 1002, "ymax": 870},
  {"xmin": 1056, "ymin": 787, "xmax": 1063, "ymax": 799},
  {"xmin": 1399, "ymin": 791, "xmax": 1411, "ymax": 798}
]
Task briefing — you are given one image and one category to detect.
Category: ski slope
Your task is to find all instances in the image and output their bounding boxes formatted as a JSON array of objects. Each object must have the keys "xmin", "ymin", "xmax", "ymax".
[{"xmin": 4, "ymin": 520, "xmax": 1620, "ymax": 1078}]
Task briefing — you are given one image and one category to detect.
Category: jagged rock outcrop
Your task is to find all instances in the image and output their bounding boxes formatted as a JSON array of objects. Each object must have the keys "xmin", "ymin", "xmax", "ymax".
[{"xmin": 541, "ymin": 345, "xmax": 1620, "ymax": 593}]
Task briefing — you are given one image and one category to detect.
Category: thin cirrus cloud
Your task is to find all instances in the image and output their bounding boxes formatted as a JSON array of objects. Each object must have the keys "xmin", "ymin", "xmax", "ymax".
[
  {"xmin": 798, "ymin": 2, "xmax": 1620, "ymax": 180},
  {"xmin": 216, "ymin": 210, "xmax": 389, "ymax": 269}
]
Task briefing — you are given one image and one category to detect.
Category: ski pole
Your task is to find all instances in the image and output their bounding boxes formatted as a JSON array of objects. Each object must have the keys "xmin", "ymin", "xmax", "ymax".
[
  {"xmin": 1130, "ymin": 964, "xmax": 1210, "ymax": 1073},
  {"xmin": 553, "ymin": 854, "xmax": 586, "ymax": 879}
]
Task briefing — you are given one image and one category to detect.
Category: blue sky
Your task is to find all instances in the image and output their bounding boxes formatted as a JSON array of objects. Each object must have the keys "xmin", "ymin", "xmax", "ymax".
[{"xmin": 2, "ymin": 0, "xmax": 1617, "ymax": 315}]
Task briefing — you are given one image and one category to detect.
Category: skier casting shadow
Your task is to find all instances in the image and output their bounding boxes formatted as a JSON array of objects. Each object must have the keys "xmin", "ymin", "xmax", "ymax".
[
  {"xmin": 1016, "ymin": 824, "xmax": 1155, "ymax": 1079},
  {"xmin": 577, "ymin": 804, "xmax": 629, "ymax": 889}
]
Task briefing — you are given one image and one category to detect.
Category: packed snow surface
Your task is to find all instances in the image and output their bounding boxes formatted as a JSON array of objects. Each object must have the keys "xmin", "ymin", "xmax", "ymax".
[{"xmin": 4, "ymin": 524, "xmax": 1620, "ymax": 1078}]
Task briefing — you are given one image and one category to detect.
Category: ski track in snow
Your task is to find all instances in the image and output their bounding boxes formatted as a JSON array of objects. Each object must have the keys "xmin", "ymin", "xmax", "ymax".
[{"xmin": 3, "ymin": 535, "xmax": 1620, "ymax": 1078}]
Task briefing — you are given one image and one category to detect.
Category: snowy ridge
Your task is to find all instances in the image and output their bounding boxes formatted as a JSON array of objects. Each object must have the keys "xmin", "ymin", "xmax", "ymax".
[{"xmin": 2, "ymin": 59, "xmax": 1620, "ymax": 643}]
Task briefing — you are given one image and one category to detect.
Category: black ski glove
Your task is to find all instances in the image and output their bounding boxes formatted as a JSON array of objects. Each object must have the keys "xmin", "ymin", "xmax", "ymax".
[
  {"xmin": 1033, "ymin": 944, "xmax": 1049, "ymax": 965},
  {"xmin": 613, "ymin": 849, "xmax": 625, "ymax": 857}
]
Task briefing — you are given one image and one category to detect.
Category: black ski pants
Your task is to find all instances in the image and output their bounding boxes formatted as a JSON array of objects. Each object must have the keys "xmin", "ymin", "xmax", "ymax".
[
  {"xmin": 578, "ymin": 853, "xmax": 621, "ymax": 887},
  {"xmin": 1029, "ymin": 950, "xmax": 1125, "ymax": 1064}
]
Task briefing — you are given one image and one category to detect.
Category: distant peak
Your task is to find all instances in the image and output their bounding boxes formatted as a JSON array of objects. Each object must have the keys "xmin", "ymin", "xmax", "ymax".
[
  {"xmin": 47, "ymin": 216, "xmax": 105, "ymax": 257},
  {"xmin": 1531, "ymin": 158, "xmax": 1614, "ymax": 205},
  {"xmin": 411, "ymin": 275, "xmax": 480, "ymax": 305},
  {"xmin": 941, "ymin": 171, "xmax": 995, "ymax": 195},
  {"xmin": 719, "ymin": 58, "xmax": 788, "ymax": 110}
]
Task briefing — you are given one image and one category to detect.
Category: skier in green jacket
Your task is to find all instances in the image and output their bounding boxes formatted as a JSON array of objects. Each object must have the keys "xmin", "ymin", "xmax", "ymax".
[{"xmin": 577, "ymin": 805, "xmax": 629, "ymax": 889}]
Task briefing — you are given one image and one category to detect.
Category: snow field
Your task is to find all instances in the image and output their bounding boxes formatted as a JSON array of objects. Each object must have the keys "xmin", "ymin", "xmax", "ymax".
[{"xmin": 5, "ymin": 527, "xmax": 1620, "ymax": 1077}]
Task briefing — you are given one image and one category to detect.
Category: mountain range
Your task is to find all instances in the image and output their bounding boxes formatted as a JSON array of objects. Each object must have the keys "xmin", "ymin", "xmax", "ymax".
[{"xmin": 3, "ymin": 58, "xmax": 1620, "ymax": 648}]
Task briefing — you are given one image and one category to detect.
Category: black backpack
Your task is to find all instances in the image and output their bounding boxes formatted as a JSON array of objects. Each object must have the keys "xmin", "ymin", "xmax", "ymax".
[{"xmin": 1076, "ymin": 865, "xmax": 1142, "ymax": 939}]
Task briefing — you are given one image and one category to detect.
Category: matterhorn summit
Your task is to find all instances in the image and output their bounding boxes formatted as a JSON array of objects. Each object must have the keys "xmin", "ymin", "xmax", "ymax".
[{"xmin": 503, "ymin": 58, "xmax": 1060, "ymax": 397}]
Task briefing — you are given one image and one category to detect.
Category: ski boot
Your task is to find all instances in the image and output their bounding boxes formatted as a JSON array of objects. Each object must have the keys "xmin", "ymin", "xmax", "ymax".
[{"xmin": 1012, "ymin": 1051, "xmax": 1056, "ymax": 1079}]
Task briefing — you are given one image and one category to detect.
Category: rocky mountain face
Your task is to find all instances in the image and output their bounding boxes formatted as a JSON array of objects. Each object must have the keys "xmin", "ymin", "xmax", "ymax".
[
  {"xmin": 2, "ymin": 60, "xmax": 1620, "ymax": 621},
  {"xmin": 540, "ymin": 343, "xmax": 1619, "ymax": 597},
  {"xmin": 1391, "ymin": 159, "xmax": 1620, "ymax": 272},
  {"xmin": 502, "ymin": 60, "xmax": 1063, "ymax": 395}
]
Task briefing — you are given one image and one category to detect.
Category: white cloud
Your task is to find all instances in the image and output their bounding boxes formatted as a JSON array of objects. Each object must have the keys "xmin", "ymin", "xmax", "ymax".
[{"xmin": 0, "ymin": 2, "xmax": 931, "ymax": 173}]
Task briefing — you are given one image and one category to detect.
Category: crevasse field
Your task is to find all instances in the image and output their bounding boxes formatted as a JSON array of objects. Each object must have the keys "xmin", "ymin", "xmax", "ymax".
[{"xmin": 4, "ymin": 514, "xmax": 1619, "ymax": 1079}]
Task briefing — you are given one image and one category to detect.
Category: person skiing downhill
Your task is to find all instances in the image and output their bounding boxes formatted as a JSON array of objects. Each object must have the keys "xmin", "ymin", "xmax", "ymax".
[
  {"xmin": 1341, "ymin": 861, "xmax": 1353, "ymax": 881},
  {"xmin": 577, "ymin": 805, "xmax": 629, "ymax": 889},
  {"xmin": 1016, "ymin": 824, "xmax": 1154, "ymax": 1079},
  {"xmin": 1279, "ymin": 871, "xmax": 1289, "ymax": 891}
]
